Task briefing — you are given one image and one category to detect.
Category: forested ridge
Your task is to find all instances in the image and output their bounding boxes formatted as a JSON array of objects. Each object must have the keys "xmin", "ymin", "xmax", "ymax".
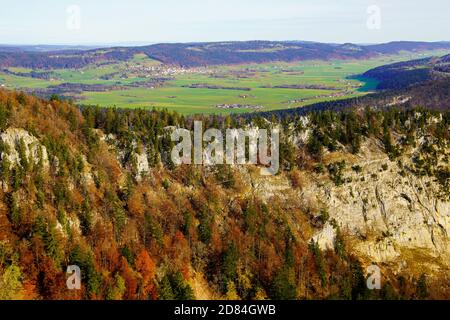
[
  {"xmin": 362, "ymin": 54, "xmax": 450, "ymax": 90},
  {"xmin": 2, "ymin": 41, "xmax": 450, "ymax": 69},
  {"xmin": 0, "ymin": 89, "xmax": 449, "ymax": 300}
]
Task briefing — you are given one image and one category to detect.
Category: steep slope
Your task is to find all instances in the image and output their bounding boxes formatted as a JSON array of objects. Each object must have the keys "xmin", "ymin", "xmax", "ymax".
[
  {"xmin": 362, "ymin": 54, "xmax": 450, "ymax": 90},
  {"xmin": 0, "ymin": 89, "xmax": 448, "ymax": 300}
]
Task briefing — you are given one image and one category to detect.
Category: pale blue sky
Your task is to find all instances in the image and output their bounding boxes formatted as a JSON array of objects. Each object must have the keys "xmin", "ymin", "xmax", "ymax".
[{"xmin": 0, "ymin": 0, "xmax": 449, "ymax": 45}]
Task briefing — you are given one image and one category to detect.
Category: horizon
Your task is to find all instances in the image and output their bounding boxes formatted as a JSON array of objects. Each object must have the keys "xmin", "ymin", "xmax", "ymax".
[
  {"xmin": 1, "ymin": 0, "xmax": 449, "ymax": 45},
  {"xmin": 1, "ymin": 39, "xmax": 450, "ymax": 49}
]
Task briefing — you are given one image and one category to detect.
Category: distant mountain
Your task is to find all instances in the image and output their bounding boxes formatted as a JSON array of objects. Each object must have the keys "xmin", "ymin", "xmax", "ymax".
[
  {"xmin": 136, "ymin": 41, "xmax": 376, "ymax": 67},
  {"xmin": 138, "ymin": 41, "xmax": 450, "ymax": 67},
  {"xmin": 0, "ymin": 44, "xmax": 104, "ymax": 53},
  {"xmin": 364, "ymin": 41, "xmax": 450, "ymax": 54},
  {"xmin": 1, "ymin": 40, "xmax": 450, "ymax": 69}
]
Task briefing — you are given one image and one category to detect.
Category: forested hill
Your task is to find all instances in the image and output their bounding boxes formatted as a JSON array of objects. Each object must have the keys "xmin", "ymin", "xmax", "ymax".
[
  {"xmin": 133, "ymin": 41, "xmax": 450, "ymax": 67},
  {"xmin": 1, "ymin": 40, "xmax": 450, "ymax": 69},
  {"xmin": 0, "ymin": 88, "xmax": 449, "ymax": 300},
  {"xmin": 361, "ymin": 53, "xmax": 450, "ymax": 90}
]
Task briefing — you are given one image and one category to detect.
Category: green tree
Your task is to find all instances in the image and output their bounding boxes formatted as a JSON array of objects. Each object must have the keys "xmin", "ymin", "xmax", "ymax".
[
  {"xmin": 69, "ymin": 246, "xmax": 101, "ymax": 298},
  {"xmin": 221, "ymin": 244, "xmax": 239, "ymax": 291},
  {"xmin": 381, "ymin": 282, "xmax": 399, "ymax": 300},
  {"xmin": 0, "ymin": 102, "xmax": 10, "ymax": 131},
  {"xmin": 197, "ymin": 212, "xmax": 212, "ymax": 244},
  {"xmin": 79, "ymin": 197, "xmax": 93, "ymax": 235},
  {"xmin": 0, "ymin": 264, "xmax": 23, "ymax": 300},
  {"xmin": 309, "ymin": 241, "xmax": 327, "ymax": 287},
  {"xmin": 158, "ymin": 272, "xmax": 194, "ymax": 300},
  {"xmin": 1, "ymin": 156, "xmax": 10, "ymax": 183},
  {"xmin": 416, "ymin": 274, "xmax": 428, "ymax": 299},
  {"xmin": 144, "ymin": 213, "xmax": 163, "ymax": 247},
  {"xmin": 350, "ymin": 260, "xmax": 370, "ymax": 300},
  {"xmin": 270, "ymin": 266, "xmax": 297, "ymax": 300},
  {"xmin": 107, "ymin": 273, "xmax": 126, "ymax": 300},
  {"xmin": 307, "ymin": 130, "xmax": 323, "ymax": 160},
  {"xmin": 334, "ymin": 226, "xmax": 346, "ymax": 259},
  {"xmin": 17, "ymin": 138, "xmax": 30, "ymax": 172}
]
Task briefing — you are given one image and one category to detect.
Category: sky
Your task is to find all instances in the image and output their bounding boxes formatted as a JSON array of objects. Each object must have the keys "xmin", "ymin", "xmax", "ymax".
[{"xmin": 0, "ymin": 0, "xmax": 449, "ymax": 45}]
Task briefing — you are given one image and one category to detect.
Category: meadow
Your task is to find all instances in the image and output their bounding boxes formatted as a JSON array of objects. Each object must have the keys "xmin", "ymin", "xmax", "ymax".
[{"xmin": 1, "ymin": 50, "xmax": 449, "ymax": 114}]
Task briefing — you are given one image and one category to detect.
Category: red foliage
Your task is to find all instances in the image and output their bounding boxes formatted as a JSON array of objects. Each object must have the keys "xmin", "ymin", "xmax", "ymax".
[
  {"xmin": 135, "ymin": 250, "xmax": 157, "ymax": 299},
  {"xmin": 119, "ymin": 257, "xmax": 138, "ymax": 300}
]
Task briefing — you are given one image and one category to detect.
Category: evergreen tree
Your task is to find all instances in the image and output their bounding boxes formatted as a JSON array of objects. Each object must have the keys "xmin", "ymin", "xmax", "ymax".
[
  {"xmin": 416, "ymin": 274, "xmax": 428, "ymax": 299},
  {"xmin": 270, "ymin": 266, "xmax": 297, "ymax": 300}
]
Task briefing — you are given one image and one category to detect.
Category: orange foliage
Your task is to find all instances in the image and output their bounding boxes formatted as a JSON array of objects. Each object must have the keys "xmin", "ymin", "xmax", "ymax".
[
  {"xmin": 135, "ymin": 250, "xmax": 157, "ymax": 299},
  {"xmin": 127, "ymin": 190, "xmax": 146, "ymax": 218},
  {"xmin": 119, "ymin": 257, "xmax": 138, "ymax": 300},
  {"xmin": 21, "ymin": 280, "xmax": 38, "ymax": 300},
  {"xmin": 37, "ymin": 257, "xmax": 67, "ymax": 300}
]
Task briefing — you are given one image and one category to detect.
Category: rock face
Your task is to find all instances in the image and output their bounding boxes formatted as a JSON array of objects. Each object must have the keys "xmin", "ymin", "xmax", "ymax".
[
  {"xmin": 0, "ymin": 128, "xmax": 49, "ymax": 169},
  {"xmin": 251, "ymin": 138, "xmax": 449, "ymax": 271},
  {"xmin": 312, "ymin": 223, "xmax": 336, "ymax": 250},
  {"xmin": 134, "ymin": 148, "xmax": 150, "ymax": 181},
  {"xmin": 307, "ymin": 159, "xmax": 449, "ymax": 265},
  {"xmin": 1, "ymin": 126, "xmax": 447, "ymax": 276},
  {"xmin": 102, "ymin": 132, "xmax": 150, "ymax": 182}
]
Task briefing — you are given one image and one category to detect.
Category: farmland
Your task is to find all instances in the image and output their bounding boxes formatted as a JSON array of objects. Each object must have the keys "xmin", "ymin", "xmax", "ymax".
[{"xmin": 1, "ymin": 50, "xmax": 449, "ymax": 114}]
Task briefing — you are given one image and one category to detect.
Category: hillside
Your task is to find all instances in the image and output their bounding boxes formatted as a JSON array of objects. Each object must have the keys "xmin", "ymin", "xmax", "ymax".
[
  {"xmin": 0, "ymin": 89, "xmax": 448, "ymax": 300},
  {"xmin": 144, "ymin": 41, "xmax": 450, "ymax": 67},
  {"xmin": 1, "ymin": 41, "xmax": 450, "ymax": 69},
  {"xmin": 362, "ymin": 54, "xmax": 450, "ymax": 90}
]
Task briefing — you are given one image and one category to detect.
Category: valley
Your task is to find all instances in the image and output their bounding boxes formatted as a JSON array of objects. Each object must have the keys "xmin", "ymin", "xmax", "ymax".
[{"xmin": 1, "ymin": 41, "xmax": 449, "ymax": 114}]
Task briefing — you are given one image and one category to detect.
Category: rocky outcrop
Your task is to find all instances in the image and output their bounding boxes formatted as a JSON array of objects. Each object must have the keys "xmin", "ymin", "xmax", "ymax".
[
  {"xmin": 0, "ymin": 128, "xmax": 49, "ymax": 170},
  {"xmin": 312, "ymin": 223, "xmax": 336, "ymax": 250},
  {"xmin": 134, "ymin": 147, "xmax": 150, "ymax": 181},
  {"xmin": 102, "ymin": 132, "xmax": 150, "ymax": 182}
]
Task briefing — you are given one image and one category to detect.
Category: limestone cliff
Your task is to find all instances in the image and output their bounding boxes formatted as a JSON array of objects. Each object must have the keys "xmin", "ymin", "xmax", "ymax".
[{"xmin": 249, "ymin": 137, "xmax": 449, "ymax": 275}]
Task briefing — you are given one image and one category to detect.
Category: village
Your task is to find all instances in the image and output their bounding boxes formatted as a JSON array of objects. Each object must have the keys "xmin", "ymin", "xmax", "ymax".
[
  {"xmin": 286, "ymin": 89, "xmax": 358, "ymax": 105},
  {"xmin": 125, "ymin": 63, "xmax": 208, "ymax": 78},
  {"xmin": 216, "ymin": 103, "xmax": 264, "ymax": 110}
]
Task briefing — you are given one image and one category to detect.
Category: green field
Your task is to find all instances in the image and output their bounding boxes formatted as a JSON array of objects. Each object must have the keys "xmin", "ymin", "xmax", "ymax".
[{"xmin": 1, "ymin": 50, "xmax": 449, "ymax": 114}]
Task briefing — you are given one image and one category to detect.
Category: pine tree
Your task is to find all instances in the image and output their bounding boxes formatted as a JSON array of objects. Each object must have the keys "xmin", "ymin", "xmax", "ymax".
[
  {"xmin": 0, "ymin": 264, "xmax": 23, "ymax": 299},
  {"xmin": 17, "ymin": 138, "xmax": 30, "ymax": 172},
  {"xmin": 416, "ymin": 274, "xmax": 428, "ymax": 299},
  {"xmin": 107, "ymin": 273, "xmax": 126, "ymax": 300},
  {"xmin": 309, "ymin": 240, "xmax": 327, "ymax": 287},
  {"xmin": 270, "ymin": 266, "xmax": 297, "ymax": 300},
  {"xmin": 221, "ymin": 244, "xmax": 239, "ymax": 291}
]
